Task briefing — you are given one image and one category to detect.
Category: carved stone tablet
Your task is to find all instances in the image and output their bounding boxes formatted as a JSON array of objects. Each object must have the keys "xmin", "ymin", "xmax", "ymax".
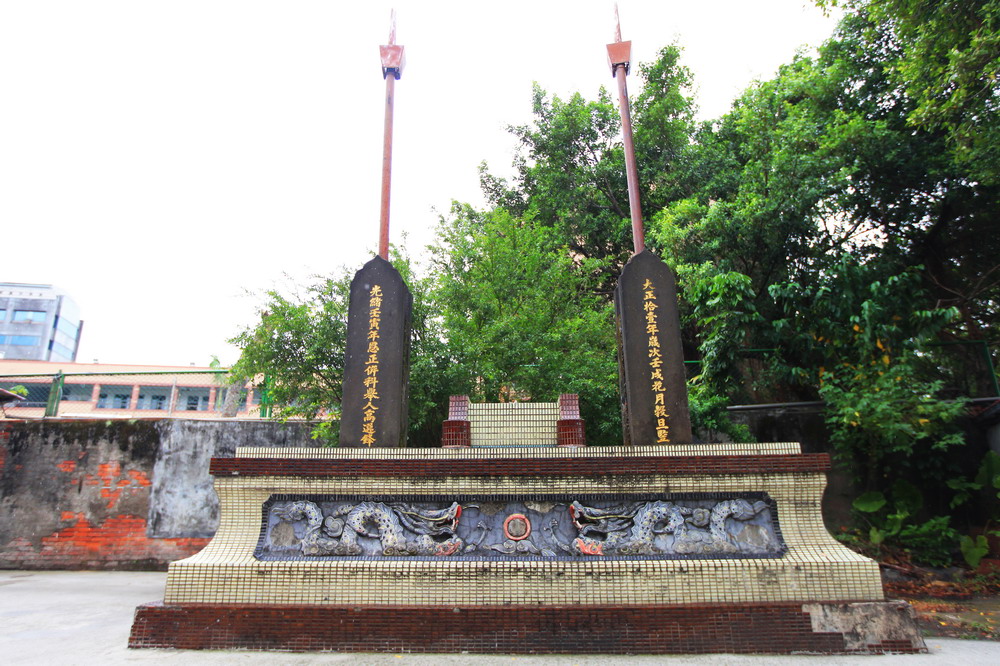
[
  {"xmin": 338, "ymin": 256, "xmax": 412, "ymax": 447},
  {"xmin": 255, "ymin": 493, "xmax": 785, "ymax": 560},
  {"xmin": 614, "ymin": 250, "xmax": 692, "ymax": 444}
]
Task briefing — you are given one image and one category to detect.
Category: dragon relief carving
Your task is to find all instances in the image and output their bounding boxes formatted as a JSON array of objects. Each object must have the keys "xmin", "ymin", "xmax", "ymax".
[
  {"xmin": 273, "ymin": 500, "xmax": 463, "ymax": 556},
  {"xmin": 266, "ymin": 496, "xmax": 777, "ymax": 559},
  {"xmin": 569, "ymin": 499, "xmax": 770, "ymax": 556}
]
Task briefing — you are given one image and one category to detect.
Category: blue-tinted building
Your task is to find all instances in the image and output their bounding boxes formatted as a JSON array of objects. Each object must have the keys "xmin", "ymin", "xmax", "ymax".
[{"xmin": 0, "ymin": 282, "xmax": 83, "ymax": 362}]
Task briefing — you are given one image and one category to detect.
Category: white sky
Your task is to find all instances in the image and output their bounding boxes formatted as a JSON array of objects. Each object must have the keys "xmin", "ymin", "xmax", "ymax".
[{"xmin": 0, "ymin": 1, "xmax": 840, "ymax": 367}]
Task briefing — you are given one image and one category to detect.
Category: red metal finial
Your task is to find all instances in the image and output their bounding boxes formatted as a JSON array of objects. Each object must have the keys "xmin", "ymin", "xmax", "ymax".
[
  {"xmin": 378, "ymin": 10, "xmax": 405, "ymax": 261},
  {"xmin": 606, "ymin": 6, "xmax": 644, "ymax": 254}
]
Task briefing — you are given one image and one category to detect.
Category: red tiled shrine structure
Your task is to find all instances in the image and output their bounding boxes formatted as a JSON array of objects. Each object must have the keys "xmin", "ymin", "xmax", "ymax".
[
  {"xmin": 128, "ymin": 11, "xmax": 924, "ymax": 656},
  {"xmin": 441, "ymin": 394, "xmax": 586, "ymax": 448}
]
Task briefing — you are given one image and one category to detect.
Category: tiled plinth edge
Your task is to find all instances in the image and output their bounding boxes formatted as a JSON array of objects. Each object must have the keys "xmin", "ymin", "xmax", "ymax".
[
  {"xmin": 129, "ymin": 600, "xmax": 925, "ymax": 654},
  {"xmin": 160, "ymin": 444, "xmax": 883, "ymax": 606},
  {"xmin": 131, "ymin": 444, "xmax": 923, "ymax": 654}
]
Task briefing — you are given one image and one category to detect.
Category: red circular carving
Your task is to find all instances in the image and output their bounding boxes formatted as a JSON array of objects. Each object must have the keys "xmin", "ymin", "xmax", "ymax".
[{"xmin": 503, "ymin": 513, "xmax": 531, "ymax": 541}]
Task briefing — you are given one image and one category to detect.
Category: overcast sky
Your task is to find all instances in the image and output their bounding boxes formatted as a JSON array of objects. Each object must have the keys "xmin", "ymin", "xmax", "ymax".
[{"xmin": 0, "ymin": 1, "xmax": 840, "ymax": 367}]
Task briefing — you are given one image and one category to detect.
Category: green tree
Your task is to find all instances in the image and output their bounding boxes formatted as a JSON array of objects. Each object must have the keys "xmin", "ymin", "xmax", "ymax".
[
  {"xmin": 653, "ymin": 10, "xmax": 998, "ymax": 401},
  {"xmin": 817, "ymin": 11, "xmax": 999, "ymax": 369},
  {"xmin": 480, "ymin": 46, "xmax": 697, "ymax": 293},
  {"xmin": 228, "ymin": 272, "xmax": 350, "ymax": 440},
  {"xmin": 770, "ymin": 256, "xmax": 965, "ymax": 491},
  {"xmin": 229, "ymin": 248, "xmax": 458, "ymax": 447},
  {"xmin": 430, "ymin": 203, "xmax": 621, "ymax": 445},
  {"xmin": 649, "ymin": 54, "xmax": 852, "ymax": 400},
  {"xmin": 819, "ymin": 0, "xmax": 1000, "ymax": 185}
]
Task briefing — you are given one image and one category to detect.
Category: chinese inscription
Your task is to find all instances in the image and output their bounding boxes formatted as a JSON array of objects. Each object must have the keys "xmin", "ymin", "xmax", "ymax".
[
  {"xmin": 643, "ymin": 278, "xmax": 669, "ymax": 443},
  {"xmin": 339, "ymin": 255, "xmax": 412, "ymax": 447},
  {"xmin": 361, "ymin": 285, "xmax": 383, "ymax": 446},
  {"xmin": 614, "ymin": 250, "xmax": 693, "ymax": 445}
]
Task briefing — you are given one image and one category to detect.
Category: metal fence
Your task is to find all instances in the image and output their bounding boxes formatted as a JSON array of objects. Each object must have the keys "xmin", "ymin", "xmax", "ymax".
[{"xmin": 0, "ymin": 371, "xmax": 272, "ymax": 420}]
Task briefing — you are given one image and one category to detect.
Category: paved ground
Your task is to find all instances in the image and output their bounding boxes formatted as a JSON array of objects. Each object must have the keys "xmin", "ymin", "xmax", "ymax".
[{"xmin": 2, "ymin": 571, "xmax": 1000, "ymax": 665}]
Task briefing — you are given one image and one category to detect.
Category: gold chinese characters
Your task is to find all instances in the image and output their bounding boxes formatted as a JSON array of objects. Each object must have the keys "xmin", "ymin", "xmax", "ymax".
[
  {"xmin": 361, "ymin": 284, "xmax": 383, "ymax": 446},
  {"xmin": 643, "ymin": 279, "xmax": 670, "ymax": 443}
]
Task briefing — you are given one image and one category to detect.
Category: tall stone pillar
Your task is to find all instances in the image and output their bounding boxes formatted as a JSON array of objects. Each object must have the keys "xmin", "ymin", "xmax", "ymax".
[
  {"xmin": 338, "ymin": 255, "xmax": 412, "ymax": 447},
  {"xmin": 615, "ymin": 249, "xmax": 692, "ymax": 445}
]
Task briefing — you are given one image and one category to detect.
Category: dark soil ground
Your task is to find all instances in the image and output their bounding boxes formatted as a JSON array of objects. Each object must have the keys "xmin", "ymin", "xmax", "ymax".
[{"xmin": 883, "ymin": 558, "xmax": 1000, "ymax": 640}]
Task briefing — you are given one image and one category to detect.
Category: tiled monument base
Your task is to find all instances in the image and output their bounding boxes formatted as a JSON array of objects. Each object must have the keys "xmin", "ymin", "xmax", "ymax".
[
  {"xmin": 130, "ymin": 601, "xmax": 922, "ymax": 654},
  {"xmin": 129, "ymin": 444, "xmax": 926, "ymax": 654}
]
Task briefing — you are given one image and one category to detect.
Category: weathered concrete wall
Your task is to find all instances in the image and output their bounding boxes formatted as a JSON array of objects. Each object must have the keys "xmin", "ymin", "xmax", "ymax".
[
  {"xmin": 726, "ymin": 404, "xmax": 830, "ymax": 453},
  {"xmin": 723, "ymin": 404, "xmax": 856, "ymax": 527},
  {"xmin": 0, "ymin": 419, "xmax": 314, "ymax": 570},
  {"xmin": 147, "ymin": 420, "xmax": 315, "ymax": 538}
]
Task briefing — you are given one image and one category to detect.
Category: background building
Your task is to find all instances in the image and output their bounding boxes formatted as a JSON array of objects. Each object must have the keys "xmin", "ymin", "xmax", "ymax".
[
  {"xmin": 0, "ymin": 359, "xmax": 263, "ymax": 420},
  {"xmin": 0, "ymin": 282, "xmax": 83, "ymax": 362}
]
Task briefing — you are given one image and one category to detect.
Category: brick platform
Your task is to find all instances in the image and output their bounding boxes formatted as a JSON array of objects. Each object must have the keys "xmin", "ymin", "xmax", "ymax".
[
  {"xmin": 129, "ymin": 444, "xmax": 925, "ymax": 654},
  {"xmin": 129, "ymin": 601, "xmax": 923, "ymax": 654},
  {"xmin": 209, "ymin": 451, "xmax": 831, "ymax": 477}
]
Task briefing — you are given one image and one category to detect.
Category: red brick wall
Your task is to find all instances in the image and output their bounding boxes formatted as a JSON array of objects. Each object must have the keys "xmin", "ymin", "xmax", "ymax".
[{"xmin": 0, "ymin": 420, "xmax": 207, "ymax": 570}]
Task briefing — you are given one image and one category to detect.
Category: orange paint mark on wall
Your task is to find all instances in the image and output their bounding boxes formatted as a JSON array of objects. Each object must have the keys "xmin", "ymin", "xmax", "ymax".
[
  {"xmin": 10, "ymin": 514, "xmax": 211, "ymax": 567},
  {"xmin": 57, "ymin": 460, "xmax": 77, "ymax": 473},
  {"xmin": 100, "ymin": 487, "xmax": 124, "ymax": 509},
  {"xmin": 96, "ymin": 462, "xmax": 121, "ymax": 486},
  {"xmin": 127, "ymin": 469, "xmax": 152, "ymax": 487},
  {"xmin": 60, "ymin": 511, "xmax": 78, "ymax": 521},
  {"xmin": 80, "ymin": 463, "xmax": 154, "ymax": 509},
  {"xmin": 41, "ymin": 515, "xmax": 146, "ymax": 553}
]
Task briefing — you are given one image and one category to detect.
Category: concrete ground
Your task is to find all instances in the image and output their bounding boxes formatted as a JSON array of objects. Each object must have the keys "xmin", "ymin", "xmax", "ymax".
[{"xmin": 2, "ymin": 571, "xmax": 999, "ymax": 665}]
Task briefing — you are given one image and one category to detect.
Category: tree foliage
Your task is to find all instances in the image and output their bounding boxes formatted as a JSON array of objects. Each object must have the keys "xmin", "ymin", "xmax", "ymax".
[
  {"xmin": 228, "ymin": 248, "xmax": 459, "ymax": 447},
  {"xmin": 430, "ymin": 204, "xmax": 621, "ymax": 445},
  {"xmin": 819, "ymin": 0, "xmax": 1000, "ymax": 185},
  {"xmin": 229, "ymin": 273, "xmax": 349, "ymax": 431},
  {"xmin": 656, "ymin": 8, "xmax": 998, "ymax": 401},
  {"xmin": 770, "ymin": 256, "xmax": 966, "ymax": 491},
  {"xmin": 229, "ymin": 4, "xmax": 995, "ymax": 550},
  {"xmin": 480, "ymin": 46, "xmax": 696, "ymax": 294}
]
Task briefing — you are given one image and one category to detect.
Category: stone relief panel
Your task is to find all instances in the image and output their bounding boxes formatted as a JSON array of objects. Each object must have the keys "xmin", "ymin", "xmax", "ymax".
[{"xmin": 256, "ymin": 494, "xmax": 786, "ymax": 561}]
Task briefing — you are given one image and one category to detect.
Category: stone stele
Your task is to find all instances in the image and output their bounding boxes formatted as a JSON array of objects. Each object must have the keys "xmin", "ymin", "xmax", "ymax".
[
  {"xmin": 338, "ymin": 255, "xmax": 412, "ymax": 447},
  {"xmin": 614, "ymin": 249, "xmax": 692, "ymax": 445}
]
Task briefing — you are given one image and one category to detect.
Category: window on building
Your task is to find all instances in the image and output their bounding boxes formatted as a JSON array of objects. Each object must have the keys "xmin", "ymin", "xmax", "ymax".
[
  {"xmin": 55, "ymin": 316, "xmax": 78, "ymax": 338},
  {"xmin": 13, "ymin": 310, "xmax": 46, "ymax": 323},
  {"xmin": 96, "ymin": 385, "xmax": 133, "ymax": 409},
  {"xmin": 61, "ymin": 384, "xmax": 95, "ymax": 401},
  {"xmin": 0, "ymin": 335, "xmax": 6, "ymax": 344},
  {"xmin": 0, "ymin": 309, "xmax": 6, "ymax": 321},
  {"xmin": 177, "ymin": 387, "xmax": 211, "ymax": 411},
  {"xmin": 53, "ymin": 329, "xmax": 76, "ymax": 348},
  {"xmin": 50, "ymin": 341, "xmax": 75, "ymax": 360},
  {"xmin": 137, "ymin": 388, "xmax": 169, "ymax": 410},
  {"xmin": 10, "ymin": 335, "xmax": 41, "ymax": 346}
]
